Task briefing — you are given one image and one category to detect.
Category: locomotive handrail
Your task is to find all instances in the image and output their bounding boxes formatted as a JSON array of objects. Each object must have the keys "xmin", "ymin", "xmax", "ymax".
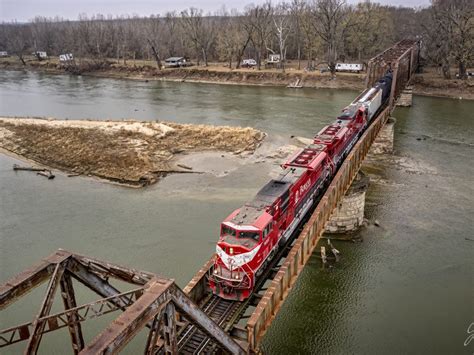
[{"xmin": 246, "ymin": 106, "xmax": 391, "ymax": 350}]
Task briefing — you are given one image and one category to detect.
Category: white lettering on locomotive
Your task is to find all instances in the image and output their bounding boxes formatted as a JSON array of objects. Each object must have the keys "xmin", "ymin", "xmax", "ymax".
[{"xmin": 299, "ymin": 179, "xmax": 311, "ymax": 198}]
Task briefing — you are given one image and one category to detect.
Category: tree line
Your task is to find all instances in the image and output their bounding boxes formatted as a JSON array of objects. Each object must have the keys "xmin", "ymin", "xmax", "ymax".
[{"xmin": 0, "ymin": 0, "xmax": 472, "ymax": 77}]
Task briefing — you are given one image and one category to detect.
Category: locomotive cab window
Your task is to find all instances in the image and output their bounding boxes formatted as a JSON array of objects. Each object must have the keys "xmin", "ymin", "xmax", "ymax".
[
  {"xmin": 263, "ymin": 222, "xmax": 273, "ymax": 239},
  {"xmin": 221, "ymin": 225, "xmax": 236, "ymax": 237},
  {"xmin": 238, "ymin": 231, "xmax": 260, "ymax": 241}
]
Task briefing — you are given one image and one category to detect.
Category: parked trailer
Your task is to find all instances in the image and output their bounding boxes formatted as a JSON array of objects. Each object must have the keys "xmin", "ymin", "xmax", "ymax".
[
  {"xmin": 335, "ymin": 63, "xmax": 363, "ymax": 73},
  {"xmin": 267, "ymin": 54, "xmax": 281, "ymax": 64},
  {"xmin": 59, "ymin": 53, "xmax": 74, "ymax": 62},
  {"xmin": 32, "ymin": 51, "xmax": 48, "ymax": 59},
  {"xmin": 164, "ymin": 57, "xmax": 190, "ymax": 68},
  {"xmin": 242, "ymin": 59, "xmax": 257, "ymax": 68},
  {"xmin": 0, "ymin": 51, "xmax": 9, "ymax": 57}
]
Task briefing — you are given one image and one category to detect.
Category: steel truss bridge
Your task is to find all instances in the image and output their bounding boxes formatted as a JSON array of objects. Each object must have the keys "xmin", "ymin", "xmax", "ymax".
[{"xmin": 0, "ymin": 39, "xmax": 420, "ymax": 354}]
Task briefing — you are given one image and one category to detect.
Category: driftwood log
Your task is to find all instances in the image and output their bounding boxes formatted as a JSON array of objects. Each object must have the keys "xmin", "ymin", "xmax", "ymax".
[
  {"xmin": 13, "ymin": 164, "xmax": 45, "ymax": 172},
  {"xmin": 37, "ymin": 171, "xmax": 55, "ymax": 179},
  {"xmin": 13, "ymin": 164, "xmax": 55, "ymax": 179}
]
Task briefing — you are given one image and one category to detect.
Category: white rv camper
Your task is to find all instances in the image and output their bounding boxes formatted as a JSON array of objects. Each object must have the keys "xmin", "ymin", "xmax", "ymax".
[{"xmin": 335, "ymin": 63, "xmax": 363, "ymax": 73}]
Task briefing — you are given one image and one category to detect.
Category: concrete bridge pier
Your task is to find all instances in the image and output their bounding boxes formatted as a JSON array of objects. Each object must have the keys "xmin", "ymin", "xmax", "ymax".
[
  {"xmin": 396, "ymin": 86, "xmax": 413, "ymax": 107},
  {"xmin": 325, "ymin": 172, "xmax": 370, "ymax": 235},
  {"xmin": 370, "ymin": 117, "xmax": 396, "ymax": 155},
  {"xmin": 325, "ymin": 114, "xmax": 398, "ymax": 237}
]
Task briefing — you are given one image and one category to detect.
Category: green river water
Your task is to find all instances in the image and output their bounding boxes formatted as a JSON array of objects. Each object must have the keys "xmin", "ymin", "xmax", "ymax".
[{"xmin": 0, "ymin": 70, "xmax": 472, "ymax": 354}]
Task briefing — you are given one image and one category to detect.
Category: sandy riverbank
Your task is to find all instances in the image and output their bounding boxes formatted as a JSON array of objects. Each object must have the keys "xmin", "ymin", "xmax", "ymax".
[{"xmin": 0, "ymin": 117, "xmax": 266, "ymax": 187}]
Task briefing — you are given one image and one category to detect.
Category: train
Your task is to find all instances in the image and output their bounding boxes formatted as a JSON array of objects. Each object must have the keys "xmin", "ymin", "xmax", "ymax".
[{"xmin": 209, "ymin": 71, "xmax": 393, "ymax": 301}]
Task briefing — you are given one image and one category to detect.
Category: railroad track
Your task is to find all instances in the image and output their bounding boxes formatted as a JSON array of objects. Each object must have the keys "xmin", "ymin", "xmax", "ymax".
[
  {"xmin": 177, "ymin": 211, "xmax": 319, "ymax": 354},
  {"xmin": 178, "ymin": 295, "xmax": 241, "ymax": 354},
  {"xmin": 175, "ymin": 143, "xmax": 367, "ymax": 353},
  {"xmin": 176, "ymin": 184, "xmax": 329, "ymax": 354}
]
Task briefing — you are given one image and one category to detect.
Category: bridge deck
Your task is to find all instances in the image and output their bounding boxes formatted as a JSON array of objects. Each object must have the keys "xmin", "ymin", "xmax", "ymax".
[{"xmin": 181, "ymin": 38, "xmax": 420, "ymax": 352}]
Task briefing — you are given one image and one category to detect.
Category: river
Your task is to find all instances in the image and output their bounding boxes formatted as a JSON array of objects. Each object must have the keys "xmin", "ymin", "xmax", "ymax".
[{"xmin": 0, "ymin": 70, "xmax": 472, "ymax": 354}]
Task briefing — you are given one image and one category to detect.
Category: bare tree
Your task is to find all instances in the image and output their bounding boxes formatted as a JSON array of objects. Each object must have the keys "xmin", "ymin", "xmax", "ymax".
[
  {"xmin": 163, "ymin": 12, "xmax": 179, "ymax": 57},
  {"xmin": 90, "ymin": 15, "xmax": 110, "ymax": 61},
  {"xmin": 180, "ymin": 8, "xmax": 216, "ymax": 66},
  {"xmin": 216, "ymin": 11, "xmax": 239, "ymax": 69},
  {"xmin": 311, "ymin": 0, "xmax": 349, "ymax": 74},
  {"xmin": 236, "ymin": 10, "xmax": 256, "ymax": 69},
  {"xmin": 431, "ymin": 0, "xmax": 473, "ymax": 79},
  {"xmin": 146, "ymin": 15, "xmax": 163, "ymax": 69},
  {"xmin": 273, "ymin": 4, "xmax": 292, "ymax": 72},
  {"xmin": 422, "ymin": 6, "xmax": 452, "ymax": 78},
  {"xmin": 300, "ymin": 4, "xmax": 320, "ymax": 70},
  {"xmin": 5, "ymin": 22, "xmax": 31, "ymax": 65},
  {"xmin": 245, "ymin": 2, "xmax": 273, "ymax": 70},
  {"xmin": 290, "ymin": 0, "xmax": 305, "ymax": 70},
  {"xmin": 229, "ymin": 10, "xmax": 253, "ymax": 69},
  {"xmin": 31, "ymin": 16, "xmax": 58, "ymax": 59},
  {"xmin": 345, "ymin": 2, "xmax": 394, "ymax": 62}
]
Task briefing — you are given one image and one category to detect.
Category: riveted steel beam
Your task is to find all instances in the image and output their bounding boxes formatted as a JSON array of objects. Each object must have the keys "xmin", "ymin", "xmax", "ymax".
[
  {"xmin": 0, "ymin": 250, "xmax": 72, "ymax": 310},
  {"xmin": 25, "ymin": 260, "xmax": 67, "ymax": 354},
  {"xmin": 144, "ymin": 305, "xmax": 166, "ymax": 354},
  {"xmin": 0, "ymin": 287, "xmax": 144, "ymax": 348},
  {"xmin": 80, "ymin": 278, "xmax": 173, "ymax": 354},
  {"xmin": 170, "ymin": 286, "xmax": 246, "ymax": 355},
  {"xmin": 60, "ymin": 272, "xmax": 84, "ymax": 354}
]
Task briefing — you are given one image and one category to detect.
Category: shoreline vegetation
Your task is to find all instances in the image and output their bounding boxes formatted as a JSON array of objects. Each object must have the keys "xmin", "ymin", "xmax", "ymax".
[
  {"xmin": 1, "ymin": 58, "xmax": 473, "ymax": 100},
  {"xmin": 0, "ymin": 117, "xmax": 266, "ymax": 187}
]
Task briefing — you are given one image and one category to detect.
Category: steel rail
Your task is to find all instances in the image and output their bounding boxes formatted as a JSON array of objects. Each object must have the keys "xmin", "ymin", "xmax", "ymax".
[
  {"xmin": 177, "ymin": 166, "xmax": 331, "ymax": 353},
  {"xmin": 193, "ymin": 300, "xmax": 238, "ymax": 354},
  {"xmin": 177, "ymin": 295, "xmax": 222, "ymax": 351}
]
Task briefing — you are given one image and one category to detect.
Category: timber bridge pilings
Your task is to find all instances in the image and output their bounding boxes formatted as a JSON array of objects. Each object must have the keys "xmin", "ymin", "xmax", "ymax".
[{"xmin": 0, "ymin": 39, "xmax": 420, "ymax": 354}]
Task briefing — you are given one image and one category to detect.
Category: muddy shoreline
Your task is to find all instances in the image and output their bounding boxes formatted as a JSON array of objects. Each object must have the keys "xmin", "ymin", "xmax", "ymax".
[
  {"xmin": 0, "ymin": 60, "xmax": 365, "ymax": 90},
  {"xmin": 2, "ymin": 59, "xmax": 472, "ymax": 100}
]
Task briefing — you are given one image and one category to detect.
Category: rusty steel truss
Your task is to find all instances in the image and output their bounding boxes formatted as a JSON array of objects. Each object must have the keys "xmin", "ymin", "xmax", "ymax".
[
  {"xmin": 184, "ymin": 106, "xmax": 392, "ymax": 352},
  {"xmin": 365, "ymin": 39, "xmax": 420, "ymax": 107},
  {"xmin": 0, "ymin": 250, "xmax": 245, "ymax": 354},
  {"xmin": 182, "ymin": 39, "xmax": 421, "ymax": 352},
  {"xmin": 1, "ymin": 40, "xmax": 419, "ymax": 355}
]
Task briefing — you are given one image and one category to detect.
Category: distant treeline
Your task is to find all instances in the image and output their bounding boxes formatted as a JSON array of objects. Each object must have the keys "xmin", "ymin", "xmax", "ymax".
[{"xmin": 0, "ymin": 0, "xmax": 472, "ymax": 77}]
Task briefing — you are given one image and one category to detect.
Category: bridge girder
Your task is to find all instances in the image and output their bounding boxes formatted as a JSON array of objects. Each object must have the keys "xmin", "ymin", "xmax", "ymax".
[{"xmin": 0, "ymin": 250, "xmax": 245, "ymax": 355}]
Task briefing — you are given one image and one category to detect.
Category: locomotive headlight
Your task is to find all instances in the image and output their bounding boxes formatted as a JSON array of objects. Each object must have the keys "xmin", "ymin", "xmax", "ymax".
[
  {"xmin": 214, "ymin": 269, "xmax": 218, "ymax": 274},
  {"xmin": 234, "ymin": 274, "xmax": 239, "ymax": 280},
  {"xmin": 229, "ymin": 247, "xmax": 234, "ymax": 255}
]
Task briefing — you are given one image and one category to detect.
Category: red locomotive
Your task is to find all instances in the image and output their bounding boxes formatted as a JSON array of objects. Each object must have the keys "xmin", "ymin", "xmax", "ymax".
[{"xmin": 209, "ymin": 72, "xmax": 393, "ymax": 301}]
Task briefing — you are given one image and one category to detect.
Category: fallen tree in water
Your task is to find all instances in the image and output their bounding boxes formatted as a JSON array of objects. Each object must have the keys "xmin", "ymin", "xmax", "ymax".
[{"xmin": 0, "ymin": 117, "xmax": 266, "ymax": 187}]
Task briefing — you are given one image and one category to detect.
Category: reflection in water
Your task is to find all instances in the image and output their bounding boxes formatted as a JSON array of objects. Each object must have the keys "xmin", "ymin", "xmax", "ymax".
[{"xmin": 0, "ymin": 70, "xmax": 473, "ymax": 354}]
